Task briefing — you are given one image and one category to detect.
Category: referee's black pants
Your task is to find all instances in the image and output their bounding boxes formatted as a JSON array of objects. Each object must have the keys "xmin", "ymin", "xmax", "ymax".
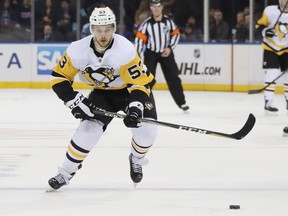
[{"xmin": 144, "ymin": 49, "xmax": 186, "ymax": 107}]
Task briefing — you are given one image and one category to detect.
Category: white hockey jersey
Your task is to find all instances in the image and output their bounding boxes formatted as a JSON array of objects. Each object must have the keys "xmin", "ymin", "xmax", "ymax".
[
  {"xmin": 256, "ymin": 5, "xmax": 288, "ymax": 54},
  {"xmin": 51, "ymin": 34, "xmax": 154, "ymax": 96}
]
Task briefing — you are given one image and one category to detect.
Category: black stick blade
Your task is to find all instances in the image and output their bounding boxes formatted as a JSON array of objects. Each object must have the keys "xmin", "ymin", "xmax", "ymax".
[
  {"xmin": 231, "ymin": 113, "xmax": 256, "ymax": 140},
  {"xmin": 248, "ymin": 89, "xmax": 263, "ymax": 94}
]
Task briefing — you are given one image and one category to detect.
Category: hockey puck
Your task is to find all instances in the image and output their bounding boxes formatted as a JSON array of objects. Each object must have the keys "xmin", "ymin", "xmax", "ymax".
[
  {"xmin": 283, "ymin": 127, "xmax": 288, "ymax": 137},
  {"xmin": 229, "ymin": 205, "xmax": 240, "ymax": 209}
]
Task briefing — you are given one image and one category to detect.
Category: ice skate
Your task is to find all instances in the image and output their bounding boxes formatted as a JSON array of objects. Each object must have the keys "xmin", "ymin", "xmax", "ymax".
[
  {"xmin": 129, "ymin": 154, "xmax": 148, "ymax": 188},
  {"xmin": 46, "ymin": 173, "xmax": 70, "ymax": 192},
  {"xmin": 46, "ymin": 165, "xmax": 81, "ymax": 192},
  {"xmin": 264, "ymin": 100, "xmax": 278, "ymax": 115}
]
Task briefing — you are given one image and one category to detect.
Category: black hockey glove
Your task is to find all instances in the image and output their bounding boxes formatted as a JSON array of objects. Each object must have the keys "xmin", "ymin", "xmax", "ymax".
[
  {"xmin": 123, "ymin": 101, "xmax": 143, "ymax": 128},
  {"xmin": 264, "ymin": 28, "xmax": 275, "ymax": 38},
  {"xmin": 65, "ymin": 92, "xmax": 95, "ymax": 120}
]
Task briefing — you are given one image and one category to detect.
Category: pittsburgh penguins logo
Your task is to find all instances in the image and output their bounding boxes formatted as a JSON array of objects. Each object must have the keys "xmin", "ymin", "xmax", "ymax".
[
  {"xmin": 82, "ymin": 66, "xmax": 120, "ymax": 87},
  {"xmin": 145, "ymin": 102, "xmax": 154, "ymax": 110},
  {"xmin": 278, "ymin": 22, "xmax": 288, "ymax": 34},
  {"xmin": 276, "ymin": 22, "xmax": 288, "ymax": 40}
]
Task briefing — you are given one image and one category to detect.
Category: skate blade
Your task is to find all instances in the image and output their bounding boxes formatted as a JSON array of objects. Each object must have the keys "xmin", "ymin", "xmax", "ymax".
[
  {"xmin": 183, "ymin": 110, "xmax": 190, "ymax": 114},
  {"xmin": 133, "ymin": 183, "xmax": 138, "ymax": 188},
  {"xmin": 283, "ymin": 133, "xmax": 288, "ymax": 137},
  {"xmin": 46, "ymin": 185, "xmax": 57, "ymax": 192},
  {"xmin": 264, "ymin": 110, "xmax": 278, "ymax": 116}
]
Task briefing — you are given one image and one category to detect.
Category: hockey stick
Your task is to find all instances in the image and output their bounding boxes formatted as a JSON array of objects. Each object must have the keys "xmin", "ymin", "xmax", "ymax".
[
  {"xmin": 248, "ymin": 71, "xmax": 286, "ymax": 94},
  {"xmin": 92, "ymin": 109, "xmax": 256, "ymax": 140}
]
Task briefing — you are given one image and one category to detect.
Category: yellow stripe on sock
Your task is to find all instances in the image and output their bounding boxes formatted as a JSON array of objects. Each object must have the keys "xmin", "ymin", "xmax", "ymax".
[
  {"xmin": 131, "ymin": 140, "xmax": 150, "ymax": 154},
  {"xmin": 68, "ymin": 145, "xmax": 87, "ymax": 159}
]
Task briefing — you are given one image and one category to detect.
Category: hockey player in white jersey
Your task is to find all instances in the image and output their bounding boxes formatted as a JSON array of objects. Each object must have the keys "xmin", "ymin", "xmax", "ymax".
[
  {"xmin": 47, "ymin": 7, "xmax": 158, "ymax": 191},
  {"xmin": 256, "ymin": 0, "xmax": 288, "ymax": 113}
]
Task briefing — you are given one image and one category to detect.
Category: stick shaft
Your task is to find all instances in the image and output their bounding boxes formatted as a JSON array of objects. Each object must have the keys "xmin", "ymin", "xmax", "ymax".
[
  {"xmin": 92, "ymin": 109, "xmax": 256, "ymax": 140},
  {"xmin": 248, "ymin": 72, "xmax": 286, "ymax": 94},
  {"xmin": 273, "ymin": 0, "xmax": 288, "ymax": 28}
]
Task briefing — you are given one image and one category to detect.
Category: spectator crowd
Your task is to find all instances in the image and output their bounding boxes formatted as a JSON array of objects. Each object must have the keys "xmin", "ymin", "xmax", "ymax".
[{"xmin": 0, "ymin": 0, "xmax": 267, "ymax": 43}]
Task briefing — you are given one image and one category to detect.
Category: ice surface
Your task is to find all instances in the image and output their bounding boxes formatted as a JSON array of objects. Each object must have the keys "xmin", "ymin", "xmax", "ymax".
[{"xmin": 0, "ymin": 89, "xmax": 288, "ymax": 216}]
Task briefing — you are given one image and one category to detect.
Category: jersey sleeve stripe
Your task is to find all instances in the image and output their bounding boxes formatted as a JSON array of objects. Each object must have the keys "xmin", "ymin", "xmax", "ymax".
[
  {"xmin": 51, "ymin": 77, "xmax": 71, "ymax": 86},
  {"xmin": 127, "ymin": 84, "xmax": 150, "ymax": 96}
]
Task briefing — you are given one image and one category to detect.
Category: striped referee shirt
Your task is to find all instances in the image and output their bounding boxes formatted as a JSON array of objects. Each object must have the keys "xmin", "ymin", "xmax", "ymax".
[{"xmin": 135, "ymin": 15, "xmax": 180, "ymax": 54}]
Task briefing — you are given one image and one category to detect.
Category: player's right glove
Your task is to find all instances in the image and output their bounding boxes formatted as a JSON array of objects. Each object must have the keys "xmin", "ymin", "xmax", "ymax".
[
  {"xmin": 123, "ymin": 101, "xmax": 143, "ymax": 128},
  {"xmin": 65, "ymin": 91, "xmax": 95, "ymax": 120},
  {"xmin": 263, "ymin": 28, "xmax": 275, "ymax": 38}
]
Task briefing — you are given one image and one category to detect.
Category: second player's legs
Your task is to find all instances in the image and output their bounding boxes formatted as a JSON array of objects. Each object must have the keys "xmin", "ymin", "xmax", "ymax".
[
  {"xmin": 263, "ymin": 50, "xmax": 281, "ymax": 112},
  {"xmin": 264, "ymin": 68, "xmax": 280, "ymax": 109},
  {"xmin": 283, "ymin": 71, "xmax": 288, "ymax": 109}
]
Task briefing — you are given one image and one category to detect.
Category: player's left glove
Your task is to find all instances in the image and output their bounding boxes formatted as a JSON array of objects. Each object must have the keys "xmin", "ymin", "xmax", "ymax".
[{"xmin": 123, "ymin": 101, "xmax": 143, "ymax": 128}]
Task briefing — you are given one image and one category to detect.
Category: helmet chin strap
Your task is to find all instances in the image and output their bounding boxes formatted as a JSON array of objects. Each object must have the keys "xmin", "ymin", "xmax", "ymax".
[{"xmin": 93, "ymin": 37, "xmax": 113, "ymax": 53}]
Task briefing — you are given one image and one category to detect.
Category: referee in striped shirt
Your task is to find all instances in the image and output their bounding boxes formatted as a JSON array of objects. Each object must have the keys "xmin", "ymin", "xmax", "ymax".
[{"xmin": 134, "ymin": 0, "xmax": 189, "ymax": 111}]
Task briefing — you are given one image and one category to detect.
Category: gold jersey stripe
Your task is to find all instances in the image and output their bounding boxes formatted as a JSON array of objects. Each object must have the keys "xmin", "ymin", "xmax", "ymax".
[{"xmin": 127, "ymin": 84, "xmax": 150, "ymax": 96}]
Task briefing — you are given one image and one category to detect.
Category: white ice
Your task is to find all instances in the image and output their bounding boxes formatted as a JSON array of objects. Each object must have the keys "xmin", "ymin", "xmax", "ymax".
[{"xmin": 0, "ymin": 89, "xmax": 288, "ymax": 216}]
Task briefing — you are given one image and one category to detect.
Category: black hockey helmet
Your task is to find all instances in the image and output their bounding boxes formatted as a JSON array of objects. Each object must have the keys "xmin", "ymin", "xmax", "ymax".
[{"xmin": 150, "ymin": 0, "xmax": 163, "ymax": 5}]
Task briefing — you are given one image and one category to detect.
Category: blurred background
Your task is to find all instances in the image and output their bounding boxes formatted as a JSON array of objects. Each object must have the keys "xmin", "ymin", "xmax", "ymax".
[
  {"xmin": 1, "ymin": 0, "xmax": 285, "ymax": 93},
  {"xmin": 0, "ymin": 0, "xmax": 280, "ymax": 43}
]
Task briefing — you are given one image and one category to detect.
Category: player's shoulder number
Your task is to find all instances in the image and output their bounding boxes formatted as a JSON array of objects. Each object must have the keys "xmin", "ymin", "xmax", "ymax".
[
  {"xmin": 127, "ymin": 60, "xmax": 147, "ymax": 79},
  {"xmin": 59, "ymin": 55, "xmax": 68, "ymax": 68}
]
